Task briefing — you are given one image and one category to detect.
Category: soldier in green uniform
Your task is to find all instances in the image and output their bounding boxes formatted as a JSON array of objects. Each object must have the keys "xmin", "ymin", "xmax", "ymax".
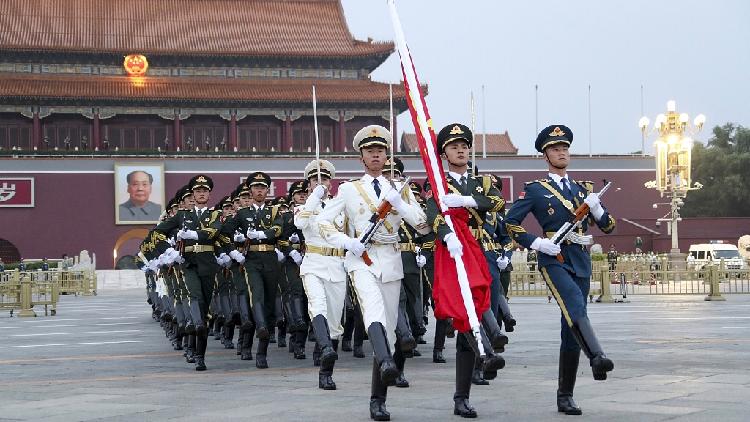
[
  {"xmin": 154, "ymin": 175, "xmax": 226, "ymax": 371},
  {"xmin": 224, "ymin": 184, "xmax": 255, "ymax": 359},
  {"xmin": 221, "ymin": 171, "xmax": 285, "ymax": 369},
  {"xmin": 425, "ymin": 123, "xmax": 508, "ymax": 418},
  {"xmin": 212, "ymin": 196, "xmax": 236, "ymax": 343},
  {"xmin": 278, "ymin": 180, "xmax": 310, "ymax": 359}
]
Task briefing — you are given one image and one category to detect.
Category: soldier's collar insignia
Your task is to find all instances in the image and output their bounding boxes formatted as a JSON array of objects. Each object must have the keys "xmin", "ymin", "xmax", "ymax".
[
  {"xmin": 450, "ymin": 125, "xmax": 464, "ymax": 135},
  {"xmin": 549, "ymin": 127, "xmax": 565, "ymax": 137}
]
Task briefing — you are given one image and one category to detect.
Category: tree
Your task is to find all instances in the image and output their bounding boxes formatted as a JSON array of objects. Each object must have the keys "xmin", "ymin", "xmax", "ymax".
[{"xmin": 681, "ymin": 123, "xmax": 750, "ymax": 217}]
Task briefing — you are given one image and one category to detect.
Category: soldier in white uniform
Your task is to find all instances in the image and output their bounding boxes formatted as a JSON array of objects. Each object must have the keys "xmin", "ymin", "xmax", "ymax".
[
  {"xmin": 295, "ymin": 159, "xmax": 347, "ymax": 391},
  {"xmin": 317, "ymin": 125, "xmax": 429, "ymax": 422}
]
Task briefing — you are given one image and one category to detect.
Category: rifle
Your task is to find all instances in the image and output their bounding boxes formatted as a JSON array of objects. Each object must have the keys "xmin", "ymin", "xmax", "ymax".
[
  {"xmin": 550, "ymin": 182, "xmax": 612, "ymax": 263},
  {"xmin": 358, "ymin": 177, "xmax": 411, "ymax": 266}
]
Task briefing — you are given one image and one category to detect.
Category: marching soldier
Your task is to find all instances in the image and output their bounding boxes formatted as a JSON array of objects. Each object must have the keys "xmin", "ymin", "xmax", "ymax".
[
  {"xmin": 221, "ymin": 172, "xmax": 284, "ymax": 369},
  {"xmin": 280, "ymin": 180, "xmax": 310, "ymax": 359},
  {"xmin": 295, "ymin": 159, "xmax": 348, "ymax": 389},
  {"xmin": 317, "ymin": 125, "xmax": 429, "ymax": 421},
  {"xmin": 225, "ymin": 184, "xmax": 255, "ymax": 359},
  {"xmin": 425, "ymin": 123, "xmax": 508, "ymax": 417},
  {"xmin": 385, "ymin": 157, "xmax": 420, "ymax": 388},
  {"xmin": 154, "ymin": 175, "xmax": 226, "ymax": 371},
  {"xmin": 505, "ymin": 125, "xmax": 616, "ymax": 415},
  {"xmin": 212, "ymin": 196, "xmax": 236, "ymax": 343}
]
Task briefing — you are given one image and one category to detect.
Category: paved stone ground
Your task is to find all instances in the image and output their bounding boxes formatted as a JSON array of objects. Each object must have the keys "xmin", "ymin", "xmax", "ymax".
[{"xmin": 1, "ymin": 290, "xmax": 749, "ymax": 421}]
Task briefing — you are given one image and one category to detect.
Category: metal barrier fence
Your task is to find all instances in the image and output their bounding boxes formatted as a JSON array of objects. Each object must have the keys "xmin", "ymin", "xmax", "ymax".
[
  {"xmin": 0, "ymin": 270, "xmax": 95, "ymax": 317},
  {"xmin": 508, "ymin": 261, "xmax": 746, "ymax": 301}
]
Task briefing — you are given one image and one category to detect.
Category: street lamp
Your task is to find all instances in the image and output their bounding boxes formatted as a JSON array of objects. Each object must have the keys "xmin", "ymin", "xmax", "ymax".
[{"xmin": 640, "ymin": 100, "xmax": 704, "ymax": 264}]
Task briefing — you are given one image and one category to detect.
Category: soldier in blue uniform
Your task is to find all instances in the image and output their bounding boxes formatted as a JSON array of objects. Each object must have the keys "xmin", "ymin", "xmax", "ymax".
[{"xmin": 505, "ymin": 125, "xmax": 616, "ymax": 415}]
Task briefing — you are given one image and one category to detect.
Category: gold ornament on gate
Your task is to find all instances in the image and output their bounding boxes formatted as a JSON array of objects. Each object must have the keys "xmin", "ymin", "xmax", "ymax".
[{"xmin": 123, "ymin": 54, "xmax": 149, "ymax": 77}]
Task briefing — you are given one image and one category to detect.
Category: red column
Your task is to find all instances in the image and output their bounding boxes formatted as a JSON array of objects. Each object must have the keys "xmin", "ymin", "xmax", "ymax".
[
  {"xmin": 92, "ymin": 112, "xmax": 101, "ymax": 150},
  {"xmin": 229, "ymin": 113, "xmax": 237, "ymax": 151},
  {"xmin": 283, "ymin": 115, "xmax": 292, "ymax": 152},
  {"xmin": 32, "ymin": 111, "xmax": 41, "ymax": 150},
  {"xmin": 173, "ymin": 115, "xmax": 181, "ymax": 150},
  {"xmin": 338, "ymin": 111, "xmax": 346, "ymax": 152}
]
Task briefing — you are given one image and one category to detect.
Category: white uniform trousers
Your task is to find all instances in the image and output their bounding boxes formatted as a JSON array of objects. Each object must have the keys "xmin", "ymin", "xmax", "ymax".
[
  {"xmin": 349, "ymin": 269, "xmax": 402, "ymax": 347},
  {"xmin": 303, "ymin": 274, "xmax": 347, "ymax": 338}
]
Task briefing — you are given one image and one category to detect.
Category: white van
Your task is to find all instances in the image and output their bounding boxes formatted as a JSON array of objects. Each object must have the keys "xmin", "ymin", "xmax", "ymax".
[{"xmin": 688, "ymin": 243, "xmax": 746, "ymax": 270}]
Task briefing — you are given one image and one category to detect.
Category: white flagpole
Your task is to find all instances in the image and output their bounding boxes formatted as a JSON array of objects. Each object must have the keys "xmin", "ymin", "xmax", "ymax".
[
  {"xmin": 470, "ymin": 91, "xmax": 476, "ymax": 173},
  {"xmin": 387, "ymin": 0, "xmax": 484, "ymax": 356},
  {"xmin": 389, "ymin": 83, "xmax": 395, "ymax": 180},
  {"xmin": 312, "ymin": 85, "xmax": 321, "ymax": 184}
]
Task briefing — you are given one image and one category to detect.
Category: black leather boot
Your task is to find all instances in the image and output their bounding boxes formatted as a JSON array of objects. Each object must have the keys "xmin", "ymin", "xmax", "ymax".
[
  {"xmin": 251, "ymin": 302, "xmax": 269, "ymax": 340},
  {"xmin": 481, "ymin": 309, "xmax": 509, "ymax": 353},
  {"xmin": 241, "ymin": 329, "xmax": 254, "ymax": 361},
  {"xmin": 557, "ymin": 350, "xmax": 583, "ymax": 415},
  {"xmin": 353, "ymin": 313, "xmax": 366, "ymax": 358},
  {"xmin": 496, "ymin": 285, "xmax": 517, "ymax": 332},
  {"xmin": 394, "ymin": 307, "xmax": 416, "ymax": 353},
  {"xmin": 433, "ymin": 319, "xmax": 447, "ymax": 363},
  {"xmin": 236, "ymin": 330, "xmax": 244, "ymax": 356},
  {"xmin": 277, "ymin": 323, "xmax": 287, "ymax": 348},
  {"xmin": 464, "ymin": 330, "xmax": 505, "ymax": 381},
  {"xmin": 367, "ymin": 322, "xmax": 399, "ymax": 386},
  {"xmin": 454, "ymin": 349, "xmax": 478, "ymax": 418},
  {"xmin": 255, "ymin": 338, "xmax": 269, "ymax": 368},
  {"xmin": 214, "ymin": 317, "xmax": 225, "ymax": 340},
  {"xmin": 571, "ymin": 317, "xmax": 614, "ymax": 380},
  {"xmin": 318, "ymin": 341, "xmax": 337, "ymax": 391},
  {"xmin": 294, "ymin": 330, "xmax": 307, "ymax": 359},
  {"xmin": 194, "ymin": 334, "xmax": 207, "ymax": 371},
  {"xmin": 369, "ymin": 359, "xmax": 390, "ymax": 421},
  {"xmin": 311, "ymin": 314, "xmax": 338, "ymax": 368},
  {"xmin": 185, "ymin": 334, "xmax": 196, "ymax": 363},
  {"xmin": 223, "ymin": 320, "xmax": 235, "ymax": 349},
  {"xmin": 471, "ymin": 360, "xmax": 489, "ymax": 386},
  {"xmin": 393, "ymin": 344, "xmax": 409, "ymax": 388}
]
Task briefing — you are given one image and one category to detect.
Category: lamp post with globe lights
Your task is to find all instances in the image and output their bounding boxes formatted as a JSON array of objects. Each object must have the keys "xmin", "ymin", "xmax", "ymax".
[{"xmin": 640, "ymin": 100, "xmax": 705, "ymax": 267}]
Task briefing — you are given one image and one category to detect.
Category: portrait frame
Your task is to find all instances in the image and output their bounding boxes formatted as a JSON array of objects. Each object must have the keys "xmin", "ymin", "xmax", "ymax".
[{"xmin": 114, "ymin": 162, "xmax": 166, "ymax": 225}]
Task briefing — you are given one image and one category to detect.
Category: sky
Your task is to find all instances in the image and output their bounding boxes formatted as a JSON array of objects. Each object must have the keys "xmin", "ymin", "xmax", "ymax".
[{"xmin": 340, "ymin": 0, "xmax": 750, "ymax": 155}]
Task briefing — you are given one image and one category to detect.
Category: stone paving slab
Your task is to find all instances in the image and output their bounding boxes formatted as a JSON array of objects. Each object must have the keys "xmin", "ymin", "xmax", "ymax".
[{"xmin": 1, "ymin": 290, "xmax": 749, "ymax": 421}]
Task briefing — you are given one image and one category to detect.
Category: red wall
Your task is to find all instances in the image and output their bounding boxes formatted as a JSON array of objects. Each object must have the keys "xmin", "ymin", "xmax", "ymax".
[{"xmin": 3, "ymin": 169, "xmax": 747, "ymax": 268}]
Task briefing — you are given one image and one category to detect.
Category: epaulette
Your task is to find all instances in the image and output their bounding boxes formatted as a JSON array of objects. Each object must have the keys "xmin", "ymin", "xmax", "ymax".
[
  {"xmin": 575, "ymin": 180, "xmax": 594, "ymax": 191},
  {"xmin": 524, "ymin": 179, "xmax": 549, "ymax": 186}
]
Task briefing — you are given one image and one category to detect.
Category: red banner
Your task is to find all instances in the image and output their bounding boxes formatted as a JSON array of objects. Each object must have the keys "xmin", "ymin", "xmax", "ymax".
[{"xmin": 0, "ymin": 178, "xmax": 34, "ymax": 207}]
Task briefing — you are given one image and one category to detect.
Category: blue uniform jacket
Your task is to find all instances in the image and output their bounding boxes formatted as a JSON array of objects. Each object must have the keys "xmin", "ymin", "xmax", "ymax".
[{"xmin": 505, "ymin": 178, "xmax": 615, "ymax": 278}]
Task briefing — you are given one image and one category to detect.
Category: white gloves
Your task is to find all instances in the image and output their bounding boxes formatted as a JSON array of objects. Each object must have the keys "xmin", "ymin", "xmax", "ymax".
[
  {"xmin": 416, "ymin": 254, "xmax": 427, "ymax": 268},
  {"xmin": 275, "ymin": 248, "xmax": 285, "ymax": 262},
  {"xmin": 496, "ymin": 256, "xmax": 509, "ymax": 271},
  {"xmin": 584, "ymin": 193, "xmax": 605, "ymax": 219},
  {"xmin": 444, "ymin": 233, "xmax": 463, "ymax": 258},
  {"xmin": 385, "ymin": 188, "xmax": 409, "ymax": 214},
  {"xmin": 147, "ymin": 259, "xmax": 160, "ymax": 273},
  {"xmin": 344, "ymin": 237, "xmax": 366, "ymax": 257},
  {"xmin": 532, "ymin": 237, "xmax": 561, "ymax": 256},
  {"xmin": 289, "ymin": 233, "xmax": 300, "ymax": 243},
  {"xmin": 440, "ymin": 193, "xmax": 477, "ymax": 208},
  {"xmin": 246, "ymin": 229, "xmax": 267, "ymax": 240},
  {"xmin": 289, "ymin": 249, "xmax": 303, "ymax": 265},
  {"xmin": 167, "ymin": 238, "xmax": 175, "ymax": 246},
  {"xmin": 229, "ymin": 249, "xmax": 245, "ymax": 264},
  {"xmin": 177, "ymin": 229, "xmax": 198, "ymax": 240},
  {"xmin": 233, "ymin": 232, "xmax": 246, "ymax": 242},
  {"xmin": 310, "ymin": 184, "xmax": 327, "ymax": 201},
  {"xmin": 218, "ymin": 253, "xmax": 232, "ymax": 267}
]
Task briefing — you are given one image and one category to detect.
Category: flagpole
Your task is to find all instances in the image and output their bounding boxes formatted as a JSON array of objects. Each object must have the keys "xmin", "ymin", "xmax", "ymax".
[
  {"xmin": 387, "ymin": 0, "xmax": 484, "ymax": 356},
  {"xmin": 481, "ymin": 84, "xmax": 487, "ymax": 159},
  {"xmin": 389, "ymin": 83, "xmax": 395, "ymax": 180},
  {"xmin": 312, "ymin": 85, "xmax": 321, "ymax": 185},
  {"xmin": 470, "ymin": 91, "xmax": 476, "ymax": 173}
]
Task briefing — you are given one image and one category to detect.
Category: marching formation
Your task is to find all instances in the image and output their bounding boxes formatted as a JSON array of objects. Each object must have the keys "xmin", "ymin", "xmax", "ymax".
[{"xmin": 139, "ymin": 123, "xmax": 616, "ymax": 420}]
